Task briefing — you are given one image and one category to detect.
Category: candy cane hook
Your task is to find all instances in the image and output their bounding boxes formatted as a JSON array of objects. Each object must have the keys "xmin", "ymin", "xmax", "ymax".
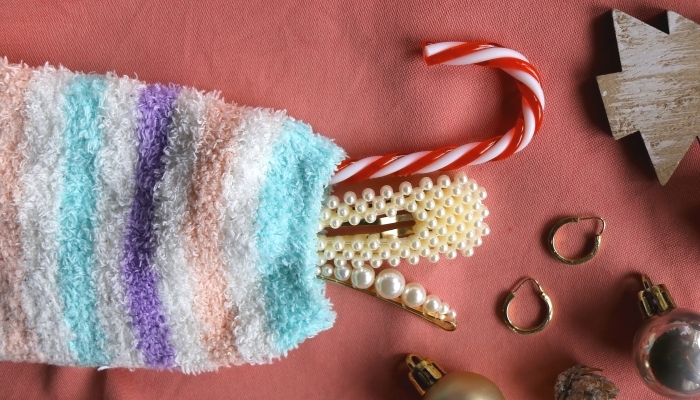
[{"xmin": 330, "ymin": 41, "xmax": 545, "ymax": 184}]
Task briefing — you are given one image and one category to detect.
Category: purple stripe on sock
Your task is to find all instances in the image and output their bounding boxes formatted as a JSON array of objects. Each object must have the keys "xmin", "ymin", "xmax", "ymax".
[{"xmin": 122, "ymin": 84, "xmax": 180, "ymax": 368}]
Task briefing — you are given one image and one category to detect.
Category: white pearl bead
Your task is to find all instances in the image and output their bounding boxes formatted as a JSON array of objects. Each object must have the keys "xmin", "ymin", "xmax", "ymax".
[
  {"xmin": 365, "ymin": 212, "xmax": 377, "ymax": 223},
  {"xmin": 411, "ymin": 239, "xmax": 422, "ymax": 250},
  {"xmin": 444, "ymin": 309, "xmax": 457, "ymax": 322},
  {"xmin": 464, "ymin": 248, "xmax": 475, "ymax": 257},
  {"xmin": 408, "ymin": 255, "xmax": 420, "ymax": 265},
  {"xmin": 423, "ymin": 295, "xmax": 441, "ymax": 313},
  {"xmin": 343, "ymin": 191, "xmax": 357, "ymax": 205},
  {"xmin": 315, "ymin": 266, "xmax": 321, "ymax": 276},
  {"xmin": 368, "ymin": 237, "xmax": 380, "ymax": 250},
  {"xmin": 385, "ymin": 207, "xmax": 397, "ymax": 218},
  {"xmin": 316, "ymin": 257, "xmax": 326, "ymax": 266},
  {"xmin": 420, "ymin": 247, "xmax": 431, "ymax": 257},
  {"xmin": 351, "ymin": 266, "xmax": 375, "ymax": 289},
  {"xmin": 438, "ymin": 244, "xmax": 449, "ymax": 253},
  {"xmin": 343, "ymin": 249, "xmax": 354, "ymax": 260},
  {"xmin": 334, "ymin": 258, "xmax": 347, "ymax": 267},
  {"xmin": 317, "ymin": 239, "xmax": 327, "ymax": 251},
  {"xmin": 355, "ymin": 202, "xmax": 367, "ymax": 214},
  {"xmin": 468, "ymin": 181, "xmax": 479, "ymax": 191},
  {"xmin": 462, "ymin": 194, "xmax": 472, "ymax": 204},
  {"xmin": 388, "ymin": 257, "xmax": 400, "ymax": 267},
  {"xmin": 321, "ymin": 265, "xmax": 334, "ymax": 277},
  {"xmin": 380, "ymin": 185, "xmax": 393, "ymax": 199},
  {"xmin": 389, "ymin": 240, "xmax": 401, "ymax": 251},
  {"xmin": 370, "ymin": 257, "xmax": 382, "ymax": 269},
  {"xmin": 337, "ymin": 204, "xmax": 350, "ymax": 218},
  {"xmin": 479, "ymin": 189, "xmax": 487, "ymax": 200},
  {"xmin": 439, "ymin": 303, "xmax": 450, "ymax": 315},
  {"xmin": 414, "ymin": 191, "xmax": 425, "ymax": 201},
  {"xmin": 326, "ymin": 195, "xmax": 339, "ymax": 209},
  {"xmin": 429, "ymin": 253, "xmax": 440, "ymax": 263},
  {"xmin": 416, "ymin": 210, "xmax": 428, "ymax": 221},
  {"xmin": 362, "ymin": 188, "xmax": 375, "ymax": 202},
  {"xmin": 361, "ymin": 250, "xmax": 372, "ymax": 260},
  {"xmin": 482, "ymin": 226, "xmax": 491, "ymax": 236},
  {"xmin": 405, "ymin": 201, "xmax": 418, "ymax": 213},
  {"xmin": 379, "ymin": 249, "xmax": 390, "ymax": 259},
  {"xmin": 333, "ymin": 238, "xmax": 345, "ymax": 251},
  {"xmin": 465, "ymin": 213, "xmax": 474, "ymax": 222},
  {"xmin": 400, "ymin": 248, "xmax": 410, "ymax": 258},
  {"xmin": 466, "ymin": 231, "xmax": 475, "ymax": 239},
  {"xmin": 399, "ymin": 182, "xmax": 413, "ymax": 196},
  {"xmin": 481, "ymin": 209, "xmax": 490, "ymax": 218},
  {"xmin": 418, "ymin": 228, "xmax": 430, "ymax": 239},
  {"xmin": 443, "ymin": 197, "xmax": 454, "ymax": 207},
  {"xmin": 374, "ymin": 269, "xmax": 406, "ymax": 299},
  {"xmin": 447, "ymin": 234, "xmax": 457, "ymax": 243},
  {"xmin": 348, "ymin": 214, "xmax": 361, "ymax": 226},
  {"xmin": 453, "ymin": 205, "xmax": 464, "ymax": 215},
  {"xmin": 425, "ymin": 199, "xmax": 436, "ymax": 210},
  {"xmin": 334, "ymin": 265, "xmax": 351, "ymax": 281},
  {"xmin": 446, "ymin": 250, "xmax": 458, "ymax": 260},
  {"xmin": 474, "ymin": 237, "xmax": 483, "ymax": 247},
  {"xmin": 393, "ymin": 196, "xmax": 405, "ymax": 207},
  {"xmin": 451, "ymin": 186, "xmax": 462, "ymax": 196},
  {"xmin": 323, "ymin": 249, "xmax": 335, "ymax": 260},
  {"xmin": 445, "ymin": 216, "xmax": 456, "ymax": 226},
  {"xmin": 419, "ymin": 177, "xmax": 433, "ymax": 190},
  {"xmin": 330, "ymin": 218, "xmax": 342, "ymax": 229},
  {"xmin": 437, "ymin": 227, "xmax": 447, "ymax": 236},
  {"xmin": 456, "ymin": 223, "xmax": 466, "ymax": 233},
  {"xmin": 473, "ymin": 220, "xmax": 483, "ymax": 229},
  {"xmin": 427, "ymin": 219, "xmax": 438, "ymax": 229},
  {"xmin": 437, "ymin": 175, "xmax": 451, "ymax": 188},
  {"xmin": 455, "ymin": 172, "xmax": 468, "ymax": 185},
  {"xmin": 373, "ymin": 199, "xmax": 385, "ymax": 211},
  {"xmin": 351, "ymin": 258, "xmax": 364, "ymax": 268},
  {"xmin": 352, "ymin": 240, "xmax": 363, "ymax": 251},
  {"xmin": 320, "ymin": 208, "xmax": 331, "ymax": 221},
  {"xmin": 401, "ymin": 282, "xmax": 427, "ymax": 308},
  {"xmin": 456, "ymin": 241, "xmax": 468, "ymax": 250},
  {"xmin": 435, "ymin": 207, "xmax": 446, "ymax": 218},
  {"xmin": 429, "ymin": 237, "xmax": 439, "ymax": 247}
]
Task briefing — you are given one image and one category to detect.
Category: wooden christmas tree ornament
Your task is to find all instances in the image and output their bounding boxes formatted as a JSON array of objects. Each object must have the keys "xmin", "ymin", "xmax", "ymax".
[{"xmin": 597, "ymin": 9, "xmax": 700, "ymax": 185}]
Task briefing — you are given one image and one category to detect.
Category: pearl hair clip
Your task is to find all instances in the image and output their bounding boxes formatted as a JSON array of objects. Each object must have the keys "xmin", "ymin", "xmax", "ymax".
[{"xmin": 316, "ymin": 172, "xmax": 489, "ymax": 331}]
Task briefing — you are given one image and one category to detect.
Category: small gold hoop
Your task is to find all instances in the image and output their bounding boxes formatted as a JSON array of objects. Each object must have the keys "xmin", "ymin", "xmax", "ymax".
[
  {"xmin": 548, "ymin": 216, "xmax": 605, "ymax": 265},
  {"xmin": 502, "ymin": 278, "xmax": 553, "ymax": 335}
]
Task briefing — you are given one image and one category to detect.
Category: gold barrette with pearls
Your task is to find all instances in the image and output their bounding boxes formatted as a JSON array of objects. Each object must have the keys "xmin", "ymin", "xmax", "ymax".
[{"xmin": 315, "ymin": 173, "xmax": 489, "ymax": 331}]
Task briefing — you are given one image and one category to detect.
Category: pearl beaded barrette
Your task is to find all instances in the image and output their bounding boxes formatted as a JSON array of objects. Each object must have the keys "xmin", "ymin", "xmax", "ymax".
[
  {"xmin": 316, "ymin": 39, "xmax": 544, "ymax": 331},
  {"xmin": 316, "ymin": 173, "xmax": 488, "ymax": 331}
]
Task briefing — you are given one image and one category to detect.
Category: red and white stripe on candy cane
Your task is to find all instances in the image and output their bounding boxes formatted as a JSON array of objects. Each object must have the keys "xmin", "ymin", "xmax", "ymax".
[{"xmin": 330, "ymin": 41, "xmax": 545, "ymax": 184}]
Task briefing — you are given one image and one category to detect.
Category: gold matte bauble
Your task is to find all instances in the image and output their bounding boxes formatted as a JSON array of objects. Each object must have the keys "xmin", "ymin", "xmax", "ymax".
[{"xmin": 406, "ymin": 354, "xmax": 505, "ymax": 400}]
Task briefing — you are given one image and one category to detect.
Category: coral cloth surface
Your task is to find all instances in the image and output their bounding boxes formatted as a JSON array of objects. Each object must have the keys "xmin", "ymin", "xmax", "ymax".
[{"xmin": 1, "ymin": 0, "xmax": 700, "ymax": 399}]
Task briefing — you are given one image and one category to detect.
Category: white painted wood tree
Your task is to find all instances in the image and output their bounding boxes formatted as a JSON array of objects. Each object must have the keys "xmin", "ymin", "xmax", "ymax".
[{"xmin": 597, "ymin": 9, "xmax": 700, "ymax": 185}]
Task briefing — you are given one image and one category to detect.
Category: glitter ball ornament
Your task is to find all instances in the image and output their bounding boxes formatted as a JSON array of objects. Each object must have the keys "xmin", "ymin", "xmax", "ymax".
[
  {"xmin": 555, "ymin": 365, "xmax": 619, "ymax": 400},
  {"xmin": 633, "ymin": 275, "xmax": 700, "ymax": 399}
]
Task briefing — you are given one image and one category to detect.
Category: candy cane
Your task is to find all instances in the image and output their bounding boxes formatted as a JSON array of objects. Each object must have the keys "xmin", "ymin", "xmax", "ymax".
[{"xmin": 330, "ymin": 41, "xmax": 545, "ymax": 184}]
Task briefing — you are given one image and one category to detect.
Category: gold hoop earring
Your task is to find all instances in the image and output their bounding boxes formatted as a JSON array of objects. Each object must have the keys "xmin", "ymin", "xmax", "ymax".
[
  {"xmin": 548, "ymin": 216, "xmax": 605, "ymax": 265},
  {"xmin": 502, "ymin": 278, "xmax": 553, "ymax": 335}
]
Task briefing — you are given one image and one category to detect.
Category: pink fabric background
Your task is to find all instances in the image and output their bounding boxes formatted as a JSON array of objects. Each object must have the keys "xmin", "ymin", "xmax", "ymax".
[{"xmin": 1, "ymin": 0, "xmax": 700, "ymax": 398}]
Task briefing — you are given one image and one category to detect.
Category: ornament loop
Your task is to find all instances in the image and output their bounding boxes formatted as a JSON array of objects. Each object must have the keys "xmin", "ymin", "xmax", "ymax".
[
  {"xmin": 548, "ymin": 216, "xmax": 605, "ymax": 265},
  {"xmin": 502, "ymin": 278, "xmax": 553, "ymax": 335}
]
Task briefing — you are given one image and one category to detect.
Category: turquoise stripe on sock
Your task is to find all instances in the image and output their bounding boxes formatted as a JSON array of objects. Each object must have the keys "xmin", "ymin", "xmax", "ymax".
[
  {"xmin": 57, "ymin": 75, "xmax": 109, "ymax": 365},
  {"xmin": 254, "ymin": 119, "xmax": 345, "ymax": 355}
]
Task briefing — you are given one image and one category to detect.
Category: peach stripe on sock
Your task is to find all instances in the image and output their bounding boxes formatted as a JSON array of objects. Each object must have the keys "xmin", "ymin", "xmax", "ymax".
[
  {"xmin": 184, "ymin": 97, "xmax": 241, "ymax": 365},
  {"xmin": 0, "ymin": 61, "xmax": 42, "ymax": 361}
]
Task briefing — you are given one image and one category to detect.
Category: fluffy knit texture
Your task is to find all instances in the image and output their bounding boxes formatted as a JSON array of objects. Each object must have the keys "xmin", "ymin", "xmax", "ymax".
[{"xmin": 0, "ymin": 59, "xmax": 344, "ymax": 372}]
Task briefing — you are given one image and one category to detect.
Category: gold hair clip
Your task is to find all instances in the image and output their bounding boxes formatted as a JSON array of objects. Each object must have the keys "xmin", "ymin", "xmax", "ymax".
[{"xmin": 315, "ymin": 173, "xmax": 489, "ymax": 331}]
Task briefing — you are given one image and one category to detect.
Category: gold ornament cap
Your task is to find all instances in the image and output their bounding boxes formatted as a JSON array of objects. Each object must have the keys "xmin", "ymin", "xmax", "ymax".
[
  {"xmin": 638, "ymin": 274, "xmax": 677, "ymax": 319},
  {"xmin": 406, "ymin": 354, "xmax": 446, "ymax": 395}
]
